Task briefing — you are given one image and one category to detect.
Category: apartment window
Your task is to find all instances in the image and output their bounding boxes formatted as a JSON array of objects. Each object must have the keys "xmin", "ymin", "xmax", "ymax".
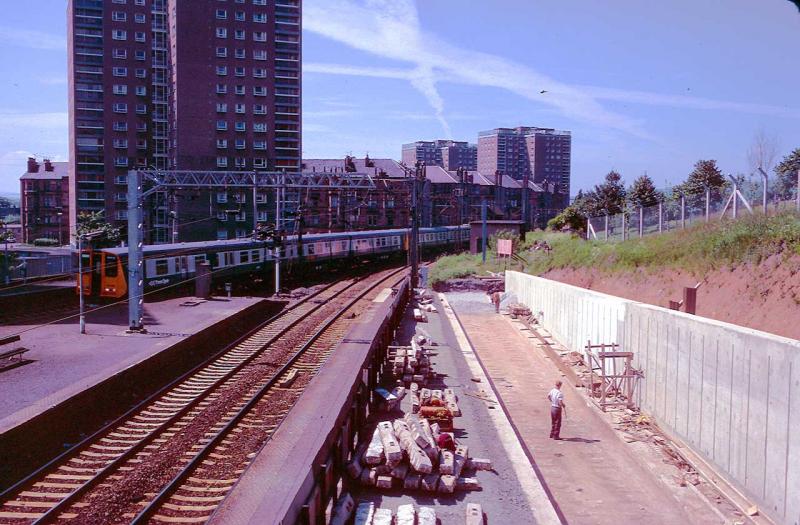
[
  {"xmin": 217, "ymin": 229, "xmax": 228, "ymax": 240},
  {"xmin": 216, "ymin": 103, "xmax": 228, "ymax": 113},
  {"xmin": 113, "ymin": 48, "xmax": 127, "ymax": 59},
  {"xmin": 253, "ymin": 158, "xmax": 266, "ymax": 168},
  {"xmin": 235, "ymin": 212, "xmax": 246, "ymax": 222},
  {"xmin": 113, "ymin": 121, "xmax": 128, "ymax": 131},
  {"xmin": 235, "ymin": 48, "xmax": 245, "ymax": 59},
  {"xmin": 115, "ymin": 210, "xmax": 128, "ymax": 220},
  {"xmin": 254, "ymin": 140, "xmax": 266, "ymax": 150},
  {"xmin": 253, "ymin": 104, "xmax": 266, "ymax": 114},
  {"xmin": 235, "ymin": 139, "xmax": 246, "ymax": 149},
  {"xmin": 216, "ymin": 83, "xmax": 227, "ymax": 94},
  {"xmin": 134, "ymin": 0, "xmax": 145, "ymax": 5},
  {"xmin": 217, "ymin": 139, "xmax": 228, "ymax": 149},
  {"xmin": 217, "ymin": 156, "xmax": 228, "ymax": 167},
  {"xmin": 235, "ymin": 121, "xmax": 246, "ymax": 131},
  {"xmin": 135, "ymin": 13, "xmax": 146, "ymax": 23},
  {"xmin": 113, "ymin": 66, "xmax": 127, "ymax": 77},
  {"xmin": 235, "ymin": 85, "xmax": 245, "ymax": 95},
  {"xmin": 216, "ymin": 65, "xmax": 228, "ymax": 76},
  {"xmin": 254, "ymin": 122, "xmax": 267, "ymax": 133},
  {"xmin": 115, "ymin": 157, "xmax": 129, "ymax": 167},
  {"xmin": 113, "ymin": 84, "xmax": 127, "ymax": 95},
  {"xmin": 135, "ymin": 68, "xmax": 146, "ymax": 78},
  {"xmin": 253, "ymin": 31, "xmax": 267, "ymax": 42},
  {"xmin": 112, "ymin": 29, "xmax": 127, "ymax": 40},
  {"xmin": 136, "ymin": 139, "xmax": 147, "ymax": 149},
  {"xmin": 256, "ymin": 193, "xmax": 267, "ymax": 203},
  {"xmin": 235, "ymin": 103, "xmax": 245, "ymax": 114},
  {"xmin": 217, "ymin": 211, "xmax": 227, "ymax": 220},
  {"xmin": 234, "ymin": 29, "xmax": 245, "ymax": 40},
  {"xmin": 254, "ymin": 0, "xmax": 266, "ymax": 4},
  {"xmin": 253, "ymin": 12, "xmax": 266, "ymax": 23},
  {"xmin": 216, "ymin": 120, "xmax": 228, "ymax": 130},
  {"xmin": 112, "ymin": 0, "xmax": 126, "ymax": 3},
  {"xmin": 253, "ymin": 86, "xmax": 266, "ymax": 96},
  {"xmin": 112, "ymin": 11, "xmax": 127, "ymax": 21},
  {"xmin": 136, "ymin": 122, "xmax": 147, "ymax": 131},
  {"xmin": 253, "ymin": 68, "xmax": 266, "ymax": 78},
  {"xmin": 234, "ymin": 67, "xmax": 245, "ymax": 77},
  {"xmin": 113, "ymin": 103, "xmax": 128, "ymax": 113},
  {"xmin": 135, "ymin": 85, "xmax": 146, "ymax": 96},
  {"xmin": 113, "ymin": 139, "xmax": 128, "ymax": 148},
  {"xmin": 216, "ymin": 9, "xmax": 227, "ymax": 19},
  {"xmin": 216, "ymin": 27, "xmax": 227, "ymax": 38},
  {"xmin": 134, "ymin": 31, "xmax": 146, "ymax": 42},
  {"xmin": 134, "ymin": 50, "xmax": 146, "ymax": 60},
  {"xmin": 216, "ymin": 192, "xmax": 228, "ymax": 203},
  {"xmin": 253, "ymin": 49, "xmax": 267, "ymax": 61},
  {"xmin": 235, "ymin": 11, "xmax": 245, "ymax": 21},
  {"xmin": 235, "ymin": 157, "xmax": 246, "ymax": 167},
  {"xmin": 216, "ymin": 46, "xmax": 227, "ymax": 57},
  {"xmin": 136, "ymin": 104, "xmax": 147, "ymax": 114}
]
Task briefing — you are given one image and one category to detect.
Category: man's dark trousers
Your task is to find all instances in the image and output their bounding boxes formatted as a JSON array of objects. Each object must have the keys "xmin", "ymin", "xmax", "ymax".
[{"xmin": 550, "ymin": 406, "xmax": 562, "ymax": 439}]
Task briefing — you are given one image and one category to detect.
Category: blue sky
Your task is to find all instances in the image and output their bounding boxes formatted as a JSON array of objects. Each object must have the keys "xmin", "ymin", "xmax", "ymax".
[{"xmin": 1, "ymin": 0, "xmax": 799, "ymax": 196}]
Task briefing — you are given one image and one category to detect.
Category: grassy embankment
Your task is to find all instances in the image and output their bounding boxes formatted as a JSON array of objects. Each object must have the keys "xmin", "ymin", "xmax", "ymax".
[{"xmin": 428, "ymin": 211, "xmax": 800, "ymax": 286}]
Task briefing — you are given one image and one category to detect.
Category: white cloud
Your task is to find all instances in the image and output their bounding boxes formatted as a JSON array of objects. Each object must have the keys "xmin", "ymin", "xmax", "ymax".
[
  {"xmin": 0, "ymin": 27, "xmax": 66, "ymax": 51},
  {"xmin": 0, "ymin": 112, "xmax": 68, "ymax": 128},
  {"xmin": 39, "ymin": 77, "xmax": 68, "ymax": 86},
  {"xmin": 304, "ymin": 0, "xmax": 800, "ymax": 139}
]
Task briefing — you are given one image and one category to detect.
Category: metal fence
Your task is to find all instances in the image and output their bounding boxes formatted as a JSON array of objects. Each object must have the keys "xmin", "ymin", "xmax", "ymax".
[{"xmin": 587, "ymin": 181, "xmax": 800, "ymax": 242}]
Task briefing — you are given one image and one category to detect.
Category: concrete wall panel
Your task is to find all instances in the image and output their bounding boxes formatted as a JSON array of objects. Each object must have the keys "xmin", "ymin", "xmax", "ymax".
[{"xmin": 505, "ymin": 271, "xmax": 800, "ymax": 525}]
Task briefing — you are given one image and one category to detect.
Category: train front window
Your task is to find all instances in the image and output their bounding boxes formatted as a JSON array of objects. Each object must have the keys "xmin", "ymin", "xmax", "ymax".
[
  {"xmin": 155, "ymin": 259, "xmax": 169, "ymax": 276},
  {"xmin": 105, "ymin": 255, "xmax": 118, "ymax": 277}
]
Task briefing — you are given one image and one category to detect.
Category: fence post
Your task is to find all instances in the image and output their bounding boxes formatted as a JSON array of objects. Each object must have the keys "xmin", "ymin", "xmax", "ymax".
[
  {"xmin": 680, "ymin": 194, "xmax": 686, "ymax": 229},
  {"xmin": 658, "ymin": 201, "xmax": 663, "ymax": 233},
  {"xmin": 586, "ymin": 217, "xmax": 590, "ymax": 241},
  {"xmin": 705, "ymin": 187, "xmax": 710, "ymax": 222},
  {"xmin": 638, "ymin": 207, "xmax": 643, "ymax": 238},
  {"xmin": 604, "ymin": 214, "xmax": 609, "ymax": 241},
  {"xmin": 622, "ymin": 213, "xmax": 627, "ymax": 241},
  {"xmin": 797, "ymin": 168, "xmax": 800, "ymax": 212},
  {"xmin": 732, "ymin": 179, "xmax": 738, "ymax": 219}
]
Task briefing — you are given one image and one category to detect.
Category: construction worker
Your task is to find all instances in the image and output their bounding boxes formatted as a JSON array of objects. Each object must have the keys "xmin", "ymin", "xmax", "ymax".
[{"xmin": 547, "ymin": 380, "xmax": 566, "ymax": 439}]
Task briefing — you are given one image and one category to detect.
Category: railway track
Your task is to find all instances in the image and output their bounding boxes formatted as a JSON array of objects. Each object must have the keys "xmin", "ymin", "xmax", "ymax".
[{"xmin": 0, "ymin": 267, "xmax": 407, "ymax": 525}]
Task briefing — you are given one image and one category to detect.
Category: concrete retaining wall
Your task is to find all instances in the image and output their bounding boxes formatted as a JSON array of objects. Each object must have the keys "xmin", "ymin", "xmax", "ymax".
[{"xmin": 506, "ymin": 271, "xmax": 800, "ymax": 525}]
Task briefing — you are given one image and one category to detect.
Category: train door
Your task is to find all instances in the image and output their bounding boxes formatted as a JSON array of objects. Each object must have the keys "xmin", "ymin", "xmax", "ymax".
[
  {"xmin": 78, "ymin": 250, "xmax": 92, "ymax": 295},
  {"xmin": 92, "ymin": 251, "xmax": 102, "ymax": 295}
]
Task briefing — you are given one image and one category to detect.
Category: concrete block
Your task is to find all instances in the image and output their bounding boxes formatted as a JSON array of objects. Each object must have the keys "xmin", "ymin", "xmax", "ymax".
[
  {"xmin": 420, "ymin": 388, "xmax": 432, "ymax": 406},
  {"xmin": 364, "ymin": 427, "xmax": 384, "ymax": 466},
  {"xmin": 405, "ymin": 414, "xmax": 430, "ymax": 448},
  {"xmin": 466, "ymin": 503, "xmax": 483, "ymax": 525},
  {"xmin": 446, "ymin": 400, "xmax": 461, "ymax": 417},
  {"xmin": 376, "ymin": 475, "xmax": 393, "ymax": 489},
  {"xmin": 391, "ymin": 386, "xmax": 406, "ymax": 400},
  {"xmin": 397, "ymin": 504, "xmax": 416, "ymax": 525},
  {"xmin": 421, "ymin": 472, "xmax": 440, "ymax": 492},
  {"xmin": 410, "ymin": 382, "xmax": 419, "ymax": 394},
  {"xmin": 373, "ymin": 508, "xmax": 393, "ymax": 525},
  {"xmin": 430, "ymin": 389, "xmax": 444, "ymax": 406},
  {"xmin": 330, "ymin": 492, "xmax": 355, "ymax": 525},
  {"xmin": 407, "ymin": 442, "xmax": 433, "ymax": 474},
  {"xmin": 377, "ymin": 421, "xmax": 403, "ymax": 467},
  {"xmin": 418, "ymin": 506, "xmax": 436, "ymax": 525},
  {"xmin": 468, "ymin": 457, "xmax": 493, "ymax": 471},
  {"xmin": 390, "ymin": 463, "xmax": 408, "ymax": 480},
  {"xmin": 411, "ymin": 392, "xmax": 420, "ymax": 414},
  {"xmin": 454, "ymin": 445, "xmax": 468, "ymax": 478},
  {"xmin": 439, "ymin": 450, "xmax": 454, "ymax": 475},
  {"xmin": 438, "ymin": 474, "xmax": 456, "ymax": 493},
  {"xmin": 403, "ymin": 472, "xmax": 421, "ymax": 490},
  {"xmin": 430, "ymin": 422, "xmax": 441, "ymax": 440},
  {"xmin": 443, "ymin": 388, "xmax": 457, "ymax": 403},
  {"xmin": 457, "ymin": 477, "xmax": 481, "ymax": 491},
  {"xmin": 403, "ymin": 374, "xmax": 413, "ymax": 384},
  {"xmin": 412, "ymin": 374, "xmax": 425, "ymax": 384},
  {"xmin": 354, "ymin": 501, "xmax": 375, "ymax": 525},
  {"xmin": 419, "ymin": 417, "xmax": 437, "ymax": 447},
  {"xmin": 411, "ymin": 338, "xmax": 423, "ymax": 357}
]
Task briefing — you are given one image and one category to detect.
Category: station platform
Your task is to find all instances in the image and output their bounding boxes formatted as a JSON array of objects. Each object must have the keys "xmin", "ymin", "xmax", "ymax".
[
  {"xmin": 446, "ymin": 292, "xmax": 730, "ymax": 525},
  {"xmin": 0, "ymin": 295, "xmax": 264, "ymax": 434}
]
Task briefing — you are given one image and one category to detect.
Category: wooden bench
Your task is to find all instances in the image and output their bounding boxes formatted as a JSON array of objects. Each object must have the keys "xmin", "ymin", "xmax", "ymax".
[{"xmin": 0, "ymin": 335, "xmax": 28, "ymax": 365}]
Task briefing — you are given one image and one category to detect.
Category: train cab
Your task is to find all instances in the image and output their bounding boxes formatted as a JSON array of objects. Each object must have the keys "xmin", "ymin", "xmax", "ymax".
[{"xmin": 76, "ymin": 249, "xmax": 127, "ymax": 299}]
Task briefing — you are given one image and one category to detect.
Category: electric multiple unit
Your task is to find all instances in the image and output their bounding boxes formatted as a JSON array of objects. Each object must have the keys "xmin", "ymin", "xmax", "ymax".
[{"xmin": 78, "ymin": 226, "xmax": 469, "ymax": 299}]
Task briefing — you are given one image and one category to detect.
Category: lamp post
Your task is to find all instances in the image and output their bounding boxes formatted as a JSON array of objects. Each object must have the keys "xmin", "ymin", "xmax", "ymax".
[
  {"xmin": 1, "ymin": 220, "xmax": 9, "ymax": 285},
  {"xmin": 77, "ymin": 229, "xmax": 104, "ymax": 334},
  {"xmin": 57, "ymin": 210, "xmax": 63, "ymax": 246}
]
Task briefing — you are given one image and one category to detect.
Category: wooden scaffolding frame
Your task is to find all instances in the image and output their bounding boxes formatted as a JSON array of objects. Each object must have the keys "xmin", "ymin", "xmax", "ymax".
[{"xmin": 584, "ymin": 340, "xmax": 640, "ymax": 412}]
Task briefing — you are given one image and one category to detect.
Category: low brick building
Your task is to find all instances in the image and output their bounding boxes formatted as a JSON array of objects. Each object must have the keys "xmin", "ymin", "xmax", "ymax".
[{"xmin": 20, "ymin": 158, "xmax": 69, "ymax": 244}]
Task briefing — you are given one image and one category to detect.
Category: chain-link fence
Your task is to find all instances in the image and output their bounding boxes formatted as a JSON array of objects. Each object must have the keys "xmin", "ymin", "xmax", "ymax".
[{"xmin": 587, "ymin": 181, "xmax": 800, "ymax": 242}]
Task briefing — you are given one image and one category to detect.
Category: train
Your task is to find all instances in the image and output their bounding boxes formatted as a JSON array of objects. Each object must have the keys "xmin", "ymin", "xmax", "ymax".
[{"xmin": 79, "ymin": 225, "xmax": 469, "ymax": 299}]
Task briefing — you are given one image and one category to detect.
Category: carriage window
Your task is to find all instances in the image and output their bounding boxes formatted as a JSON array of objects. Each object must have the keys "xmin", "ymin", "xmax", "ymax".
[
  {"xmin": 341, "ymin": 241, "xmax": 348, "ymax": 250},
  {"xmin": 225, "ymin": 252, "xmax": 233, "ymax": 266},
  {"xmin": 105, "ymin": 254, "xmax": 118, "ymax": 277},
  {"xmin": 251, "ymin": 250, "xmax": 261, "ymax": 262},
  {"xmin": 240, "ymin": 250, "xmax": 249, "ymax": 263},
  {"xmin": 155, "ymin": 259, "xmax": 169, "ymax": 276},
  {"xmin": 194, "ymin": 255, "xmax": 207, "ymax": 267},
  {"xmin": 307, "ymin": 244, "xmax": 315, "ymax": 255}
]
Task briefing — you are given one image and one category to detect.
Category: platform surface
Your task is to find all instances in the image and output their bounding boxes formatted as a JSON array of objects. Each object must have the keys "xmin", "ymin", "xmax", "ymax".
[
  {"xmin": 447, "ymin": 292, "xmax": 726, "ymax": 525},
  {"xmin": 0, "ymin": 295, "xmax": 261, "ymax": 434}
]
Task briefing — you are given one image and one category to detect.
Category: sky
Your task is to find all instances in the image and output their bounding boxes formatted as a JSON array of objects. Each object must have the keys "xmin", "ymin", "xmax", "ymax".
[{"xmin": 1, "ymin": 0, "xmax": 799, "ymax": 197}]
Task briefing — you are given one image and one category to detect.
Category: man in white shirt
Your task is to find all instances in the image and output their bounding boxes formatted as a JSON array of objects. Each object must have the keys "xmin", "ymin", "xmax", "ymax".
[{"xmin": 547, "ymin": 380, "xmax": 566, "ymax": 440}]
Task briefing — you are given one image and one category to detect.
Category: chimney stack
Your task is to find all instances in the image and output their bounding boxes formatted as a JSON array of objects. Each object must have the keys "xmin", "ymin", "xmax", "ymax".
[
  {"xmin": 44, "ymin": 158, "xmax": 54, "ymax": 172},
  {"xmin": 27, "ymin": 157, "xmax": 39, "ymax": 173},
  {"xmin": 495, "ymin": 170, "xmax": 502, "ymax": 187}
]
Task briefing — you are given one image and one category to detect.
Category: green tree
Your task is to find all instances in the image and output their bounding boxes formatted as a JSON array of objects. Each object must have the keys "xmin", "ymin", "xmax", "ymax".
[
  {"xmin": 774, "ymin": 148, "xmax": 800, "ymax": 199},
  {"xmin": 627, "ymin": 174, "xmax": 662, "ymax": 208},
  {"xmin": 547, "ymin": 206, "xmax": 586, "ymax": 233},
  {"xmin": 676, "ymin": 160, "xmax": 727, "ymax": 197},
  {"xmin": 77, "ymin": 211, "xmax": 121, "ymax": 248},
  {"xmin": 591, "ymin": 170, "xmax": 626, "ymax": 214}
]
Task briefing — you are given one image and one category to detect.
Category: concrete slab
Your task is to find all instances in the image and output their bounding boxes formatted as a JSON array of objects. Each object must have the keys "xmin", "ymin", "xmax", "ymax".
[
  {"xmin": 0, "ymin": 295, "xmax": 262, "ymax": 434},
  {"xmin": 348, "ymin": 289, "xmax": 558, "ymax": 523},
  {"xmin": 447, "ymin": 291, "xmax": 727, "ymax": 525}
]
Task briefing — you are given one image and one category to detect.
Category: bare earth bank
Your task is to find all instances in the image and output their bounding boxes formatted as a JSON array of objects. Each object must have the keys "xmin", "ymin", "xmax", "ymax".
[{"xmin": 540, "ymin": 253, "xmax": 800, "ymax": 341}]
